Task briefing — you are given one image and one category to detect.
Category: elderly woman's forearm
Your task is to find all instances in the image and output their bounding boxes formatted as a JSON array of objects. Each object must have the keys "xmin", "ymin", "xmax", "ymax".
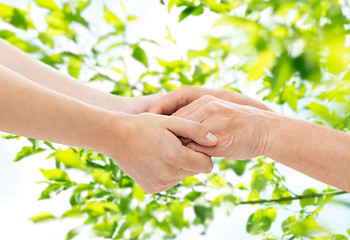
[{"xmin": 266, "ymin": 114, "xmax": 350, "ymax": 192}]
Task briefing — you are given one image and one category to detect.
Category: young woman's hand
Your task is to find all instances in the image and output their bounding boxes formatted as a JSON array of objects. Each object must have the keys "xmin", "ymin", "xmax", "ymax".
[
  {"xmin": 102, "ymin": 113, "xmax": 218, "ymax": 193},
  {"xmin": 0, "ymin": 65, "xmax": 217, "ymax": 194}
]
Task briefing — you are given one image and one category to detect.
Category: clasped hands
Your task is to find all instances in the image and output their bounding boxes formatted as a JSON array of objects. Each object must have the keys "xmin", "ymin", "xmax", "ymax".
[{"xmin": 104, "ymin": 87, "xmax": 275, "ymax": 194}]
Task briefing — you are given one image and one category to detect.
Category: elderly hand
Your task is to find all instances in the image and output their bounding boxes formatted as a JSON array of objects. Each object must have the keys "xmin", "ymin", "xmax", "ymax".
[{"xmin": 172, "ymin": 95, "xmax": 274, "ymax": 160}]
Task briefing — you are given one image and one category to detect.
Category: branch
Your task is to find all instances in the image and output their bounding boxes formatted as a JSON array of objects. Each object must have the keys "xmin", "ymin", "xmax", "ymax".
[
  {"xmin": 154, "ymin": 193, "xmax": 178, "ymax": 199},
  {"xmin": 235, "ymin": 190, "xmax": 348, "ymax": 205}
]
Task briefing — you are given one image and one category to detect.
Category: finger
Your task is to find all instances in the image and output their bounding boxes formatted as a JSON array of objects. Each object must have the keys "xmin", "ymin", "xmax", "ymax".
[
  {"xmin": 180, "ymin": 146, "xmax": 214, "ymax": 173},
  {"xmin": 186, "ymin": 142, "xmax": 218, "ymax": 158},
  {"xmin": 172, "ymin": 101, "xmax": 201, "ymax": 119},
  {"xmin": 149, "ymin": 90, "xmax": 190, "ymax": 115},
  {"xmin": 175, "ymin": 104, "xmax": 211, "ymax": 123},
  {"xmin": 166, "ymin": 116, "xmax": 218, "ymax": 146},
  {"xmin": 172, "ymin": 95, "xmax": 215, "ymax": 119}
]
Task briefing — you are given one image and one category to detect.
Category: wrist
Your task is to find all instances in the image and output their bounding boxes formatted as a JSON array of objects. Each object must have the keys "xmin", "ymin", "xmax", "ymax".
[
  {"xmin": 92, "ymin": 110, "xmax": 134, "ymax": 156},
  {"xmin": 104, "ymin": 94, "xmax": 136, "ymax": 114},
  {"xmin": 262, "ymin": 112, "xmax": 291, "ymax": 159}
]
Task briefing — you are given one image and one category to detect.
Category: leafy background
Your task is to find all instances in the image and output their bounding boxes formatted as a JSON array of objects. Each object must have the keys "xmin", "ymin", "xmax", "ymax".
[{"xmin": 1, "ymin": 0, "xmax": 350, "ymax": 239}]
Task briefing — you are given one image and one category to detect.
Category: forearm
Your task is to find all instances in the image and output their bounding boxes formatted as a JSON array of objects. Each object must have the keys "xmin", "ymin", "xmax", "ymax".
[
  {"xmin": 0, "ymin": 39, "xmax": 133, "ymax": 113},
  {"xmin": 0, "ymin": 64, "xmax": 127, "ymax": 153},
  {"xmin": 266, "ymin": 113, "xmax": 350, "ymax": 191}
]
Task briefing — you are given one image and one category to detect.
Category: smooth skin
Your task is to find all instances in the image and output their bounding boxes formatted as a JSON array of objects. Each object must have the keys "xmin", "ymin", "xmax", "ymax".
[
  {"xmin": 0, "ymin": 64, "xmax": 219, "ymax": 194},
  {"xmin": 0, "ymin": 39, "xmax": 160, "ymax": 114},
  {"xmin": 151, "ymin": 87, "xmax": 350, "ymax": 192}
]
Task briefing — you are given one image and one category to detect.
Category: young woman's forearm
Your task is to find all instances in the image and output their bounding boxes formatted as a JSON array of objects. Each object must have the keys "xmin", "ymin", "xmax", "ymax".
[
  {"xmin": 0, "ymin": 64, "xmax": 127, "ymax": 152},
  {"xmin": 0, "ymin": 39, "xmax": 134, "ymax": 113},
  {"xmin": 0, "ymin": 64, "xmax": 218, "ymax": 194},
  {"xmin": 266, "ymin": 114, "xmax": 350, "ymax": 191}
]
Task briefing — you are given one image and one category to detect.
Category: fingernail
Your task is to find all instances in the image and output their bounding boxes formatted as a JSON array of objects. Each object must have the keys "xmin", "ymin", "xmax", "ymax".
[{"xmin": 206, "ymin": 132, "xmax": 218, "ymax": 144}]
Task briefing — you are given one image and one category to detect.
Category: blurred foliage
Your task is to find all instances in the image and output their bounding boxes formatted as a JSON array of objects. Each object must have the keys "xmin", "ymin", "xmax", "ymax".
[{"xmin": 1, "ymin": 0, "xmax": 350, "ymax": 239}]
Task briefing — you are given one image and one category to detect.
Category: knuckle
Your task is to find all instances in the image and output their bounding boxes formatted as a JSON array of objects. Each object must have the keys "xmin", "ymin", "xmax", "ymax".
[
  {"xmin": 158, "ymin": 168, "xmax": 173, "ymax": 181},
  {"xmin": 166, "ymin": 150, "xmax": 181, "ymax": 164},
  {"xmin": 168, "ymin": 153, "xmax": 181, "ymax": 166},
  {"xmin": 200, "ymin": 95, "xmax": 215, "ymax": 102},
  {"xmin": 206, "ymin": 101, "xmax": 220, "ymax": 113}
]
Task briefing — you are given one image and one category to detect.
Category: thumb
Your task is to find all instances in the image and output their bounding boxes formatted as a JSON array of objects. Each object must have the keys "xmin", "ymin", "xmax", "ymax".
[{"xmin": 165, "ymin": 116, "xmax": 218, "ymax": 147}]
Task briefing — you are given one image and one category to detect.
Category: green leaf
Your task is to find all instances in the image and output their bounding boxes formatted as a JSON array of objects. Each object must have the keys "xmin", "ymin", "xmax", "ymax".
[
  {"xmin": 0, "ymin": 31, "xmax": 40, "ymax": 53},
  {"xmin": 40, "ymin": 169, "xmax": 71, "ymax": 182},
  {"xmin": 300, "ymin": 188, "xmax": 318, "ymax": 208},
  {"xmin": 316, "ymin": 234, "xmax": 348, "ymax": 240},
  {"xmin": 132, "ymin": 46, "xmax": 148, "ymax": 67},
  {"xmin": 68, "ymin": 57, "xmax": 82, "ymax": 79},
  {"xmin": 250, "ymin": 163, "xmax": 275, "ymax": 193},
  {"xmin": 62, "ymin": 206, "xmax": 84, "ymax": 218},
  {"xmin": 182, "ymin": 176, "xmax": 200, "ymax": 186},
  {"xmin": 347, "ymin": 228, "xmax": 350, "ymax": 236},
  {"xmin": 92, "ymin": 170, "xmax": 114, "ymax": 188},
  {"xmin": 246, "ymin": 207, "xmax": 277, "ymax": 234},
  {"xmin": 251, "ymin": 170, "xmax": 268, "ymax": 192},
  {"xmin": 39, "ymin": 183, "xmax": 66, "ymax": 200},
  {"xmin": 30, "ymin": 212, "xmax": 56, "ymax": 223},
  {"xmin": 104, "ymin": 6, "xmax": 125, "ymax": 32},
  {"xmin": 178, "ymin": 5, "xmax": 204, "ymax": 22},
  {"xmin": 34, "ymin": 0, "xmax": 60, "ymax": 11},
  {"xmin": 169, "ymin": 202, "xmax": 188, "ymax": 229},
  {"xmin": 282, "ymin": 215, "xmax": 297, "ymax": 233},
  {"xmin": 282, "ymin": 84, "xmax": 298, "ymax": 111},
  {"xmin": 93, "ymin": 221, "xmax": 117, "ymax": 238},
  {"xmin": 168, "ymin": 0, "xmax": 177, "ymax": 12},
  {"xmin": 185, "ymin": 191, "xmax": 202, "ymax": 201},
  {"xmin": 55, "ymin": 148, "xmax": 86, "ymax": 170},
  {"xmin": 13, "ymin": 146, "xmax": 45, "ymax": 162},
  {"xmin": 194, "ymin": 205, "xmax": 213, "ymax": 224},
  {"xmin": 267, "ymin": 52, "xmax": 295, "ymax": 100},
  {"xmin": 293, "ymin": 52, "xmax": 321, "ymax": 82},
  {"xmin": 10, "ymin": 9, "xmax": 30, "ymax": 30},
  {"xmin": 219, "ymin": 159, "xmax": 247, "ymax": 176},
  {"xmin": 66, "ymin": 227, "xmax": 80, "ymax": 240},
  {"xmin": 208, "ymin": 174, "xmax": 226, "ymax": 188},
  {"xmin": 307, "ymin": 102, "xmax": 332, "ymax": 121},
  {"xmin": 2, "ymin": 134, "xmax": 20, "ymax": 140},
  {"xmin": 0, "ymin": 4, "xmax": 34, "ymax": 30},
  {"xmin": 132, "ymin": 183, "xmax": 145, "ymax": 201},
  {"xmin": 77, "ymin": 0, "xmax": 91, "ymax": 12},
  {"xmin": 272, "ymin": 187, "xmax": 292, "ymax": 205},
  {"xmin": 282, "ymin": 216, "xmax": 323, "ymax": 237},
  {"xmin": 38, "ymin": 32, "xmax": 54, "ymax": 48},
  {"xmin": 0, "ymin": 4, "xmax": 15, "ymax": 19}
]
